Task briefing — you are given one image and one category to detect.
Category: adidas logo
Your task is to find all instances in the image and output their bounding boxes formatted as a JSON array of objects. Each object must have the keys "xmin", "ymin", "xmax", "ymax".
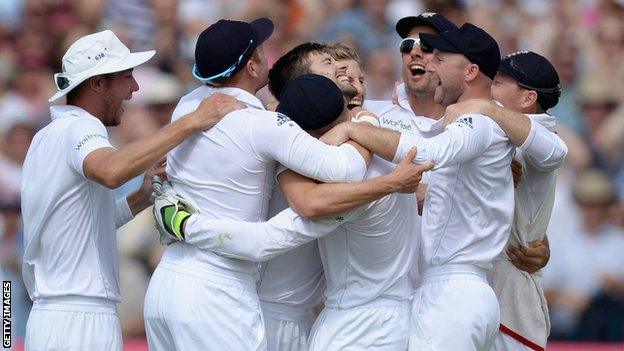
[
  {"xmin": 457, "ymin": 116, "xmax": 474, "ymax": 129},
  {"xmin": 276, "ymin": 113, "xmax": 292, "ymax": 126}
]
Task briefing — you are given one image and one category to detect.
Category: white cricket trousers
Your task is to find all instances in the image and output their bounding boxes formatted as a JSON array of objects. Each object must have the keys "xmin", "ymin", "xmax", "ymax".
[
  {"xmin": 409, "ymin": 264, "xmax": 500, "ymax": 351},
  {"xmin": 144, "ymin": 259, "xmax": 266, "ymax": 350},
  {"xmin": 491, "ymin": 330, "xmax": 539, "ymax": 351},
  {"xmin": 308, "ymin": 298, "xmax": 410, "ymax": 351},
  {"xmin": 25, "ymin": 296, "xmax": 121, "ymax": 351},
  {"xmin": 261, "ymin": 301, "xmax": 314, "ymax": 351}
]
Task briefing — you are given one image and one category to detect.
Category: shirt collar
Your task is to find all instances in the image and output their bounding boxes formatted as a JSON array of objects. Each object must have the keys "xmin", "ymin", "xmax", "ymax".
[
  {"xmin": 527, "ymin": 113, "xmax": 556, "ymax": 132},
  {"xmin": 49, "ymin": 105, "xmax": 96, "ymax": 121},
  {"xmin": 198, "ymin": 85, "xmax": 265, "ymax": 110},
  {"xmin": 396, "ymin": 83, "xmax": 413, "ymax": 112}
]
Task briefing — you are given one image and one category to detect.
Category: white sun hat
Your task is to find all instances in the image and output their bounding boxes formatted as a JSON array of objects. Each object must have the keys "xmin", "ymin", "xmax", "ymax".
[{"xmin": 49, "ymin": 30, "xmax": 155, "ymax": 102}]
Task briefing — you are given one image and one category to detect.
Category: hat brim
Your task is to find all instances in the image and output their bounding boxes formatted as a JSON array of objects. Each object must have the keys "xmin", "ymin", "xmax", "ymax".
[
  {"xmin": 396, "ymin": 17, "xmax": 437, "ymax": 38},
  {"xmin": 250, "ymin": 18, "xmax": 274, "ymax": 46},
  {"xmin": 419, "ymin": 32, "xmax": 462, "ymax": 54},
  {"xmin": 49, "ymin": 50, "xmax": 155, "ymax": 102}
]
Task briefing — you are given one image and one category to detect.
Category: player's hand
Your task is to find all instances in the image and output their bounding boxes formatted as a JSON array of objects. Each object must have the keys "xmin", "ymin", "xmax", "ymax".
[
  {"xmin": 320, "ymin": 122, "xmax": 352, "ymax": 145},
  {"xmin": 190, "ymin": 93, "xmax": 245, "ymax": 131},
  {"xmin": 511, "ymin": 159, "xmax": 523, "ymax": 188},
  {"xmin": 141, "ymin": 158, "xmax": 167, "ymax": 199},
  {"xmin": 350, "ymin": 107, "xmax": 380, "ymax": 127},
  {"xmin": 507, "ymin": 236, "xmax": 550, "ymax": 273},
  {"xmin": 388, "ymin": 147, "xmax": 434, "ymax": 194},
  {"xmin": 444, "ymin": 99, "xmax": 493, "ymax": 126},
  {"xmin": 152, "ymin": 176, "xmax": 199, "ymax": 245}
]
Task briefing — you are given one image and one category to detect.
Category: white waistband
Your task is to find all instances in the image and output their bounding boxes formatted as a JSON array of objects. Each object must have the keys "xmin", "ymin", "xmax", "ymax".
[
  {"xmin": 32, "ymin": 296, "xmax": 117, "ymax": 314},
  {"xmin": 159, "ymin": 257, "xmax": 257, "ymax": 291},
  {"xmin": 261, "ymin": 301, "xmax": 314, "ymax": 322},
  {"xmin": 421, "ymin": 264, "xmax": 488, "ymax": 284},
  {"xmin": 326, "ymin": 297, "xmax": 409, "ymax": 310}
]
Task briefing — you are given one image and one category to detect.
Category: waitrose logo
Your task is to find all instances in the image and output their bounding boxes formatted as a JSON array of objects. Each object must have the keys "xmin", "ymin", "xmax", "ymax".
[{"xmin": 381, "ymin": 117, "xmax": 411, "ymax": 131}]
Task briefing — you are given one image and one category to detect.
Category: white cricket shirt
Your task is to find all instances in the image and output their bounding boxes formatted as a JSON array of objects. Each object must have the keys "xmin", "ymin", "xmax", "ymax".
[
  {"xmin": 163, "ymin": 85, "xmax": 367, "ymax": 278},
  {"xmin": 489, "ymin": 113, "xmax": 568, "ymax": 347},
  {"xmin": 257, "ymin": 188, "xmax": 325, "ymax": 309},
  {"xmin": 393, "ymin": 113, "xmax": 515, "ymax": 270},
  {"xmin": 185, "ymin": 154, "xmax": 418, "ymax": 308},
  {"xmin": 21, "ymin": 105, "xmax": 133, "ymax": 302}
]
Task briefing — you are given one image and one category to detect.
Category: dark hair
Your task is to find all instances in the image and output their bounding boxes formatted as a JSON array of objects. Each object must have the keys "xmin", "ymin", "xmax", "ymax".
[
  {"xmin": 268, "ymin": 42, "xmax": 328, "ymax": 99},
  {"xmin": 536, "ymin": 93, "xmax": 559, "ymax": 111}
]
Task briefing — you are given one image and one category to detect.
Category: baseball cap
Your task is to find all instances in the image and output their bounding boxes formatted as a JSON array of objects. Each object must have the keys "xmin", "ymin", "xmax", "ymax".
[
  {"xmin": 420, "ymin": 23, "xmax": 501, "ymax": 80},
  {"xmin": 395, "ymin": 13, "xmax": 458, "ymax": 38},
  {"xmin": 193, "ymin": 18, "xmax": 274, "ymax": 83},
  {"xmin": 49, "ymin": 30, "xmax": 155, "ymax": 102},
  {"xmin": 499, "ymin": 51, "xmax": 561, "ymax": 110},
  {"xmin": 276, "ymin": 74, "xmax": 345, "ymax": 131}
]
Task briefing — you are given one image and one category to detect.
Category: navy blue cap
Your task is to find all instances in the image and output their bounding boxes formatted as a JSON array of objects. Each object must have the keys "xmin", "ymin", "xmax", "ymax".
[
  {"xmin": 395, "ymin": 13, "xmax": 458, "ymax": 38},
  {"xmin": 499, "ymin": 51, "xmax": 561, "ymax": 109},
  {"xmin": 420, "ymin": 23, "xmax": 501, "ymax": 80},
  {"xmin": 276, "ymin": 74, "xmax": 345, "ymax": 131},
  {"xmin": 194, "ymin": 18, "xmax": 274, "ymax": 82}
]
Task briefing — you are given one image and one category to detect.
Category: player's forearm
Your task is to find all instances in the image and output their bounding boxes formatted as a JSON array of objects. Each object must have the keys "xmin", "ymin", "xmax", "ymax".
[
  {"xmin": 115, "ymin": 197, "xmax": 134, "ymax": 229},
  {"xmin": 126, "ymin": 189, "xmax": 152, "ymax": 216},
  {"xmin": 96, "ymin": 114, "xmax": 200, "ymax": 188},
  {"xmin": 285, "ymin": 172, "xmax": 408, "ymax": 219},
  {"xmin": 485, "ymin": 104, "xmax": 531, "ymax": 146},
  {"xmin": 184, "ymin": 209, "xmax": 341, "ymax": 261},
  {"xmin": 345, "ymin": 122, "xmax": 401, "ymax": 162}
]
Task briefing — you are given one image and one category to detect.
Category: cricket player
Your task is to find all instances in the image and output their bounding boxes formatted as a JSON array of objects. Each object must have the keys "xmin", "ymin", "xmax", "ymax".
[
  {"xmin": 20, "ymin": 30, "xmax": 241, "ymax": 350},
  {"xmin": 153, "ymin": 77, "xmax": 432, "ymax": 350},
  {"xmin": 444, "ymin": 51, "xmax": 568, "ymax": 351},
  {"xmin": 320, "ymin": 23, "xmax": 515, "ymax": 350},
  {"xmin": 143, "ymin": 19, "xmax": 390, "ymax": 350},
  {"xmin": 257, "ymin": 43, "xmax": 360, "ymax": 351}
]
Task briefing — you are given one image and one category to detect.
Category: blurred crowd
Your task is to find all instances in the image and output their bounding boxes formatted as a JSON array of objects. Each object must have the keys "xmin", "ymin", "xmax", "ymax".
[{"xmin": 3, "ymin": 0, "xmax": 624, "ymax": 344}]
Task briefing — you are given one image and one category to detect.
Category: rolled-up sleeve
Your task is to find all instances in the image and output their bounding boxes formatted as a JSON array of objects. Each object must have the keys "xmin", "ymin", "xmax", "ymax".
[
  {"xmin": 184, "ymin": 207, "xmax": 357, "ymax": 262},
  {"xmin": 392, "ymin": 114, "xmax": 494, "ymax": 169},
  {"xmin": 253, "ymin": 113, "xmax": 367, "ymax": 182},
  {"xmin": 519, "ymin": 119, "xmax": 568, "ymax": 172}
]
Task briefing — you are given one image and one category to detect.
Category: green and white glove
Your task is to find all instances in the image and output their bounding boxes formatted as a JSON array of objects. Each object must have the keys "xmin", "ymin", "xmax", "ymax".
[{"xmin": 152, "ymin": 176, "xmax": 199, "ymax": 245}]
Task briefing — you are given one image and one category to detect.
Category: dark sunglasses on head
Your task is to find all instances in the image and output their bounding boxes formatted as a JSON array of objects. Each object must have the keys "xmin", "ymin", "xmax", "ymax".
[
  {"xmin": 399, "ymin": 37, "xmax": 433, "ymax": 54},
  {"xmin": 54, "ymin": 74, "xmax": 71, "ymax": 90}
]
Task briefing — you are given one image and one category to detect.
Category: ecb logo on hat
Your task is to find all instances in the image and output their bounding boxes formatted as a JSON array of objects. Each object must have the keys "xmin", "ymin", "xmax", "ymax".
[{"xmin": 420, "ymin": 12, "xmax": 437, "ymax": 18}]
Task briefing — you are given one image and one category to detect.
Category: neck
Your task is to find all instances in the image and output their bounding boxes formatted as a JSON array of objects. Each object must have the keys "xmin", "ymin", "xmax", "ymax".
[
  {"xmin": 70, "ymin": 96, "xmax": 105, "ymax": 122},
  {"xmin": 457, "ymin": 84, "xmax": 491, "ymax": 103},
  {"xmin": 407, "ymin": 92, "xmax": 445, "ymax": 120},
  {"xmin": 221, "ymin": 72, "xmax": 261, "ymax": 95}
]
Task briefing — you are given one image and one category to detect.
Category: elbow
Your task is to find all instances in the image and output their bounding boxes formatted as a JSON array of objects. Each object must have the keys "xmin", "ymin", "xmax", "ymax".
[
  {"xmin": 95, "ymin": 167, "xmax": 125, "ymax": 189},
  {"xmin": 292, "ymin": 200, "xmax": 328, "ymax": 220}
]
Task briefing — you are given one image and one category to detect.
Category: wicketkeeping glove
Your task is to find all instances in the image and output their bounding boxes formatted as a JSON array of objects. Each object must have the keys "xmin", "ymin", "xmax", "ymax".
[{"xmin": 152, "ymin": 176, "xmax": 199, "ymax": 245}]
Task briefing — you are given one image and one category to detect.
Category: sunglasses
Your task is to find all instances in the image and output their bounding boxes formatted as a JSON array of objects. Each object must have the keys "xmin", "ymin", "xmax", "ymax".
[
  {"xmin": 504, "ymin": 59, "xmax": 562, "ymax": 97},
  {"xmin": 193, "ymin": 39, "xmax": 255, "ymax": 83},
  {"xmin": 399, "ymin": 37, "xmax": 433, "ymax": 54},
  {"xmin": 54, "ymin": 74, "xmax": 71, "ymax": 90}
]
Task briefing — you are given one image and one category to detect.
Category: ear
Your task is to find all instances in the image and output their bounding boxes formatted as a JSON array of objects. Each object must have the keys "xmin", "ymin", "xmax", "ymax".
[
  {"xmin": 521, "ymin": 90, "xmax": 538, "ymax": 109},
  {"xmin": 465, "ymin": 63, "xmax": 479, "ymax": 82},
  {"xmin": 246, "ymin": 55, "xmax": 260, "ymax": 79},
  {"xmin": 88, "ymin": 75, "xmax": 108, "ymax": 94}
]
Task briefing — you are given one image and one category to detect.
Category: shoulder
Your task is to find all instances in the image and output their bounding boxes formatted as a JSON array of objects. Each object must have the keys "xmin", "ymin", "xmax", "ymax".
[{"xmin": 363, "ymin": 100, "xmax": 396, "ymax": 116}]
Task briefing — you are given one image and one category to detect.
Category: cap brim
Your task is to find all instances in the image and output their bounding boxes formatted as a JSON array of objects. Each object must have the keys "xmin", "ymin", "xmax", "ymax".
[
  {"xmin": 419, "ymin": 32, "xmax": 462, "ymax": 54},
  {"xmin": 250, "ymin": 18, "xmax": 274, "ymax": 45},
  {"xmin": 48, "ymin": 50, "xmax": 155, "ymax": 102}
]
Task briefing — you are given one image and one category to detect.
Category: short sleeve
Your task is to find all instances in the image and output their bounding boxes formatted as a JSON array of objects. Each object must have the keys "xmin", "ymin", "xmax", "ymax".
[{"xmin": 66, "ymin": 118, "xmax": 114, "ymax": 177}]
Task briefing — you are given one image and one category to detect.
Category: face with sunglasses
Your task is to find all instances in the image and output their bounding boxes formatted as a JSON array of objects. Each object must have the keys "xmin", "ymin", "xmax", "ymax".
[{"xmin": 400, "ymin": 26, "xmax": 439, "ymax": 96}]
